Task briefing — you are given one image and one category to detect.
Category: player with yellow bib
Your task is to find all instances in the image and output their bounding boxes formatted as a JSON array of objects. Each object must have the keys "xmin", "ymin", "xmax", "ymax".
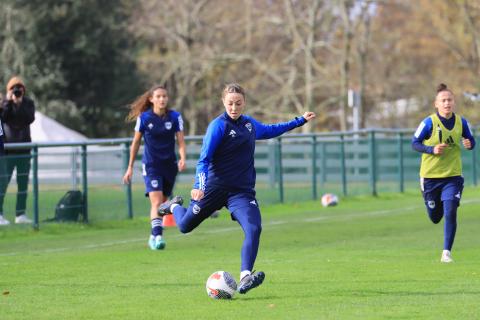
[{"xmin": 412, "ymin": 83, "xmax": 476, "ymax": 263}]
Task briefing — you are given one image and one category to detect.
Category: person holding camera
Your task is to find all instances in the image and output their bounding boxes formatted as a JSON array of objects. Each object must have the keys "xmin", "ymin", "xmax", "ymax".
[
  {"xmin": 0, "ymin": 95, "xmax": 6, "ymax": 225},
  {"xmin": 0, "ymin": 76, "xmax": 35, "ymax": 226},
  {"xmin": 0, "ymin": 96, "xmax": 4, "ymax": 156}
]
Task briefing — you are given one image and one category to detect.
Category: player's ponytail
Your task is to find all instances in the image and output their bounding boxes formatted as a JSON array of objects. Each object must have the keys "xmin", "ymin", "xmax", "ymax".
[{"xmin": 126, "ymin": 85, "xmax": 167, "ymax": 122}]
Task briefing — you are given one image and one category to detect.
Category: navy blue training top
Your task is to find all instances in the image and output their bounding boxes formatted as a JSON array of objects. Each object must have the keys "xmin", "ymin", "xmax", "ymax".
[
  {"xmin": 194, "ymin": 112, "xmax": 307, "ymax": 191},
  {"xmin": 135, "ymin": 108, "xmax": 183, "ymax": 168},
  {"xmin": 412, "ymin": 112, "xmax": 476, "ymax": 154}
]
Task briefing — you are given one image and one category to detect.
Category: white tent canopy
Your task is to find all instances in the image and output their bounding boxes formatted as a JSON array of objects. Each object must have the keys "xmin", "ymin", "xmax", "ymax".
[
  {"xmin": 28, "ymin": 112, "xmax": 126, "ymax": 186},
  {"xmin": 31, "ymin": 111, "xmax": 87, "ymax": 142}
]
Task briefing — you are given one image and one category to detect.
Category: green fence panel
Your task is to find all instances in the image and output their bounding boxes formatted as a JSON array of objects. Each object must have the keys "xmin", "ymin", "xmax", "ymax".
[{"xmin": 3, "ymin": 128, "xmax": 479, "ymax": 229}]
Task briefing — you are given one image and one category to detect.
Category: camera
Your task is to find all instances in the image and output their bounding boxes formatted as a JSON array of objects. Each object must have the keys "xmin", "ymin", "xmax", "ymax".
[{"xmin": 12, "ymin": 85, "xmax": 23, "ymax": 98}]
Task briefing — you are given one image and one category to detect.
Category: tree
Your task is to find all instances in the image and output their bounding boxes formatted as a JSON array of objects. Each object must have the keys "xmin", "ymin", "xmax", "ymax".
[{"xmin": 1, "ymin": 0, "xmax": 142, "ymax": 137}]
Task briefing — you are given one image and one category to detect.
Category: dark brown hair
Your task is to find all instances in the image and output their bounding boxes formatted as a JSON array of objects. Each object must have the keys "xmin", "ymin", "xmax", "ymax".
[
  {"xmin": 222, "ymin": 83, "xmax": 246, "ymax": 100},
  {"xmin": 436, "ymin": 83, "xmax": 453, "ymax": 96},
  {"xmin": 126, "ymin": 85, "xmax": 167, "ymax": 122}
]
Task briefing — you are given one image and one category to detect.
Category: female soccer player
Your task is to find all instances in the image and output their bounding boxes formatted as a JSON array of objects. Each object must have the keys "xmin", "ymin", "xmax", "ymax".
[
  {"xmin": 159, "ymin": 83, "xmax": 315, "ymax": 294},
  {"xmin": 412, "ymin": 83, "xmax": 476, "ymax": 263},
  {"xmin": 123, "ymin": 85, "xmax": 186, "ymax": 250}
]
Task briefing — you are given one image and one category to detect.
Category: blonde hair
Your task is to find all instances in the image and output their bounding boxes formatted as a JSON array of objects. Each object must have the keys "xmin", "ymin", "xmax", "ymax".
[{"xmin": 126, "ymin": 85, "xmax": 167, "ymax": 122}]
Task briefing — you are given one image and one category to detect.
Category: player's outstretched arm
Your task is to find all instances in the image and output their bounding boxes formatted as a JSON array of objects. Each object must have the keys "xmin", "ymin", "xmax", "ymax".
[
  {"xmin": 253, "ymin": 111, "xmax": 316, "ymax": 140},
  {"xmin": 302, "ymin": 111, "xmax": 316, "ymax": 122}
]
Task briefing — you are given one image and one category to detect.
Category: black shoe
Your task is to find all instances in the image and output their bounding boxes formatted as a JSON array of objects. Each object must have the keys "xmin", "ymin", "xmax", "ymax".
[
  {"xmin": 237, "ymin": 271, "xmax": 265, "ymax": 294},
  {"xmin": 158, "ymin": 196, "xmax": 184, "ymax": 216}
]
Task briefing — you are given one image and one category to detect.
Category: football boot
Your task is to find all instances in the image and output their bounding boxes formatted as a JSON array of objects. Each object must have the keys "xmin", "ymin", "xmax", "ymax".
[{"xmin": 237, "ymin": 271, "xmax": 265, "ymax": 294}]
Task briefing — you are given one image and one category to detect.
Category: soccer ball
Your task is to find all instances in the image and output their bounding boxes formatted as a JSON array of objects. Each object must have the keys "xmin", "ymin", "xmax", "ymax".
[
  {"xmin": 321, "ymin": 193, "xmax": 339, "ymax": 207},
  {"xmin": 205, "ymin": 271, "xmax": 237, "ymax": 299}
]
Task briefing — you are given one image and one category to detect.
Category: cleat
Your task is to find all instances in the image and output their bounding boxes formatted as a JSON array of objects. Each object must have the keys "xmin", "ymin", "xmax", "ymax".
[
  {"xmin": 0, "ymin": 215, "xmax": 11, "ymax": 226},
  {"xmin": 158, "ymin": 196, "xmax": 183, "ymax": 216},
  {"xmin": 15, "ymin": 214, "xmax": 32, "ymax": 224},
  {"xmin": 148, "ymin": 236, "xmax": 155, "ymax": 249},
  {"xmin": 149, "ymin": 235, "xmax": 166, "ymax": 250},
  {"xmin": 441, "ymin": 250, "xmax": 453, "ymax": 263},
  {"xmin": 237, "ymin": 271, "xmax": 265, "ymax": 294}
]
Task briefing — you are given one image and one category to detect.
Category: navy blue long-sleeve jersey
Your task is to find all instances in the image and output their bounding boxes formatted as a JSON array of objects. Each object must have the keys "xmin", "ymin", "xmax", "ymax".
[
  {"xmin": 412, "ymin": 112, "xmax": 476, "ymax": 154},
  {"xmin": 194, "ymin": 112, "xmax": 307, "ymax": 191}
]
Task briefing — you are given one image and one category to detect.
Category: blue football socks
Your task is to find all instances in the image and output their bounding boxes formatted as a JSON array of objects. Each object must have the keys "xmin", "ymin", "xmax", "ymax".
[{"xmin": 151, "ymin": 218, "xmax": 163, "ymax": 237}]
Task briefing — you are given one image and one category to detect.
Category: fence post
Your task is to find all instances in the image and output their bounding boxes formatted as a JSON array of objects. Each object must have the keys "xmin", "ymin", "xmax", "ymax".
[
  {"xmin": 81, "ymin": 144, "xmax": 89, "ymax": 223},
  {"xmin": 397, "ymin": 132, "xmax": 404, "ymax": 192},
  {"xmin": 311, "ymin": 135, "xmax": 317, "ymax": 200},
  {"xmin": 123, "ymin": 142, "xmax": 133, "ymax": 219},
  {"xmin": 275, "ymin": 138, "xmax": 284, "ymax": 203},
  {"xmin": 340, "ymin": 134, "xmax": 347, "ymax": 196},
  {"xmin": 31, "ymin": 146, "xmax": 39, "ymax": 230},
  {"xmin": 268, "ymin": 140, "xmax": 276, "ymax": 188},
  {"xmin": 320, "ymin": 141, "xmax": 326, "ymax": 186},
  {"xmin": 369, "ymin": 130, "xmax": 377, "ymax": 196}
]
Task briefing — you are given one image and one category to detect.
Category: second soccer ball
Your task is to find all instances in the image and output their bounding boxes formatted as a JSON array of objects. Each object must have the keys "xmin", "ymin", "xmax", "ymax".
[{"xmin": 321, "ymin": 193, "xmax": 339, "ymax": 207}]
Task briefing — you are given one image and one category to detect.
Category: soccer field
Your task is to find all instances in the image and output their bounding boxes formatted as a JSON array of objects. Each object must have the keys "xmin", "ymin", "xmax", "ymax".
[{"xmin": 1, "ymin": 189, "xmax": 479, "ymax": 319}]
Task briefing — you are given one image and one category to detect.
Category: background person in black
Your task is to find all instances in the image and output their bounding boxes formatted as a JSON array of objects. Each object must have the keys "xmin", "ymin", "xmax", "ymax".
[
  {"xmin": 0, "ymin": 76, "xmax": 35, "ymax": 225},
  {"xmin": 0, "ymin": 96, "xmax": 6, "ymax": 225}
]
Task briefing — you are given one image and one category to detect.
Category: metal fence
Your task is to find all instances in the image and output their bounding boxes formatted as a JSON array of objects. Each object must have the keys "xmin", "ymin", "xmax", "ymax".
[{"xmin": 1, "ymin": 128, "xmax": 478, "ymax": 229}]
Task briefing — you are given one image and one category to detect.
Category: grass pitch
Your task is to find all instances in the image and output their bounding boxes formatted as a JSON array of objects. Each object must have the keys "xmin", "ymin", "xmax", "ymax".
[{"xmin": 1, "ymin": 188, "xmax": 479, "ymax": 319}]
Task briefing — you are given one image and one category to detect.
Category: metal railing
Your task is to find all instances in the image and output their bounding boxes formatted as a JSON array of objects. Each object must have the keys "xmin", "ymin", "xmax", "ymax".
[{"xmin": 2, "ymin": 128, "xmax": 478, "ymax": 229}]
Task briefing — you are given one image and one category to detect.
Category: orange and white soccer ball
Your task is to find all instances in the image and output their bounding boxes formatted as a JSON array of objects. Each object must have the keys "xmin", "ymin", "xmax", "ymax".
[
  {"xmin": 206, "ymin": 271, "xmax": 237, "ymax": 299},
  {"xmin": 321, "ymin": 193, "xmax": 339, "ymax": 207}
]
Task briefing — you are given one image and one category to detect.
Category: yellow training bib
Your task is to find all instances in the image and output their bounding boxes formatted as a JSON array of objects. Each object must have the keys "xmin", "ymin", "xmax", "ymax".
[{"xmin": 419, "ymin": 114, "xmax": 462, "ymax": 178}]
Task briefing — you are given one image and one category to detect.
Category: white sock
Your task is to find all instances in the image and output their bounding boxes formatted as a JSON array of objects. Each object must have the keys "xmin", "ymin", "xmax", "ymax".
[
  {"xmin": 240, "ymin": 270, "xmax": 251, "ymax": 280},
  {"xmin": 171, "ymin": 203, "xmax": 180, "ymax": 212}
]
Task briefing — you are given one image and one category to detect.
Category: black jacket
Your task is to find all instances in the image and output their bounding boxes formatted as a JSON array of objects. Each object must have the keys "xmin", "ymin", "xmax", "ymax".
[
  {"xmin": 1, "ymin": 96, "xmax": 35, "ymax": 154},
  {"xmin": 0, "ymin": 118, "xmax": 4, "ymax": 156}
]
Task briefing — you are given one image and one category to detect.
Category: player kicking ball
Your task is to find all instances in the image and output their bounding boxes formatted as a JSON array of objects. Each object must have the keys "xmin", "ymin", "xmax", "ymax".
[
  {"xmin": 412, "ymin": 83, "xmax": 476, "ymax": 263},
  {"xmin": 158, "ymin": 83, "xmax": 315, "ymax": 293}
]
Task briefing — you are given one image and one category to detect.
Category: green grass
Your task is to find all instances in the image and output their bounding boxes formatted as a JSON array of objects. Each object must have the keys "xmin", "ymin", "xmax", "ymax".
[{"xmin": 1, "ymin": 188, "xmax": 480, "ymax": 319}]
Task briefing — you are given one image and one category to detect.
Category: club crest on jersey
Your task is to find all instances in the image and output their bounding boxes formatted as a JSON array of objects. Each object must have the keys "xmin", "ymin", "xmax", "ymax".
[
  {"xmin": 165, "ymin": 122, "xmax": 172, "ymax": 130},
  {"xmin": 151, "ymin": 180, "xmax": 159, "ymax": 188},
  {"xmin": 229, "ymin": 130, "xmax": 237, "ymax": 138},
  {"xmin": 245, "ymin": 123, "xmax": 252, "ymax": 132},
  {"xmin": 193, "ymin": 204, "xmax": 201, "ymax": 214},
  {"xmin": 148, "ymin": 123, "xmax": 154, "ymax": 130},
  {"xmin": 427, "ymin": 200, "xmax": 435, "ymax": 209}
]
